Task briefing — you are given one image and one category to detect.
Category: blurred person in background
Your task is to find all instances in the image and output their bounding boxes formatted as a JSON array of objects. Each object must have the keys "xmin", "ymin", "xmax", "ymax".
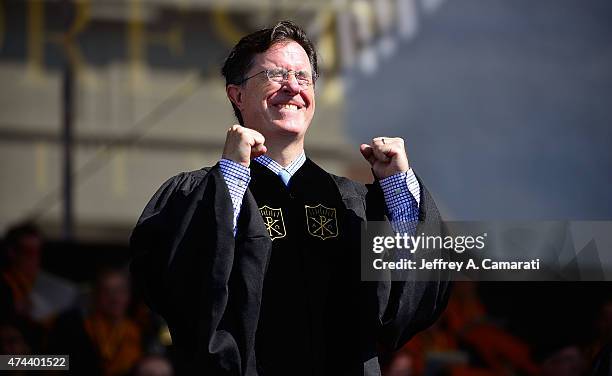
[
  {"xmin": 0, "ymin": 221, "xmax": 77, "ymax": 326},
  {"xmin": 131, "ymin": 354, "xmax": 174, "ymax": 376},
  {"xmin": 383, "ymin": 352, "xmax": 414, "ymax": 376},
  {"xmin": 49, "ymin": 268, "xmax": 142, "ymax": 376},
  {"xmin": 1, "ymin": 221, "xmax": 74, "ymax": 353},
  {"xmin": 444, "ymin": 282, "xmax": 539, "ymax": 375},
  {"xmin": 1, "ymin": 222, "xmax": 44, "ymax": 321},
  {"xmin": 131, "ymin": 20, "xmax": 450, "ymax": 375}
]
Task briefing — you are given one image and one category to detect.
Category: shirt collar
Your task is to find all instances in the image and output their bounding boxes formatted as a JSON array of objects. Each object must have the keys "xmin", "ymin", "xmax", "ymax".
[{"xmin": 254, "ymin": 152, "xmax": 306, "ymax": 177}]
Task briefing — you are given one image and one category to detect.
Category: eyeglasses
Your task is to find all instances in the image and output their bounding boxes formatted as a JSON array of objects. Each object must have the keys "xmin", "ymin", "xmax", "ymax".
[{"xmin": 239, "ymin": 67, "xmax": 315, "ymax": 87}]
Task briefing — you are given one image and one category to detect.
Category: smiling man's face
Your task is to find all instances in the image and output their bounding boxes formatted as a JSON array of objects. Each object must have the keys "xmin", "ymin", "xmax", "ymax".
[{"xmin": 238, "ymin": 41, "xmax": 315, "ymax": 140}]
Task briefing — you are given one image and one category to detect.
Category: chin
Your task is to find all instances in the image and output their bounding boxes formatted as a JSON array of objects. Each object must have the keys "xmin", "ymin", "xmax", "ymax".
[{"xmin": 271, "ymin": 119, "xmax": 309, "ymax": 135}]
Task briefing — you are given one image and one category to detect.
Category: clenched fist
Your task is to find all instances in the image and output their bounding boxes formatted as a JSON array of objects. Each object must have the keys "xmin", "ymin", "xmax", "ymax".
[
  {"xmin": 360, "ymin": 137, "xmax": 410, "ymax": 179},
  {"xmin": 222, "ymin": 125, "xmax": 267, "ymax": 167}
]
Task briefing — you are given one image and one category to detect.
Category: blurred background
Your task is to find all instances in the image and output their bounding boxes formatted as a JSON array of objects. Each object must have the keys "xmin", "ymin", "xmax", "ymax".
[{"xmin": 1, "ymin": 0, "xmax": 611, "ymax": 375}]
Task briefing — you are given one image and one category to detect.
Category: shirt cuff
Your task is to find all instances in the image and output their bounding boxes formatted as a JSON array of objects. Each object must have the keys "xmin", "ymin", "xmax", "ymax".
[
  {"xmin": 379, "ymin": 169, "xmax": 421, "ymax": 235},
  {"xmin": 406, "ymin": 168, "xmax": 421, "ymax": 207},
  {"xmin": 379, "ymin": 169, "xmax": 421, "ymax": 213},
  {"xmin": 218, "ymin": 159, "xmax": 251, "ymax": 233}
]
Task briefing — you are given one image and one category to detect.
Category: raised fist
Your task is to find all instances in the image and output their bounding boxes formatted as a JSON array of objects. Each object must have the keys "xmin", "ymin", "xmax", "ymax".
[
  {"xmin": 222, "ymin": 125, "xmax": 267, "ymax": 167},
  {"xmin": 359, "ymin": 137, "xmax": 410, "ymax": 179}
]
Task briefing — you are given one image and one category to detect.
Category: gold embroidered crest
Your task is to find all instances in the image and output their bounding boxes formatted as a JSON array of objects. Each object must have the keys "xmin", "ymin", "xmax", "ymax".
[
  {"xmin": 259, "ymin": 205, "xmax": 286, "ymax": 240},
  {"xmin": 305, "ymin": 204, "xmax": 338, "ymax": 240}
]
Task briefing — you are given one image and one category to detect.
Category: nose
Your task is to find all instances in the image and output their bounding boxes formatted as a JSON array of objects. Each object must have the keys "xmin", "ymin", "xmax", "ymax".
[{"xmin": 282, "ymin": 73, "xmax": 302, "ymax": 94}]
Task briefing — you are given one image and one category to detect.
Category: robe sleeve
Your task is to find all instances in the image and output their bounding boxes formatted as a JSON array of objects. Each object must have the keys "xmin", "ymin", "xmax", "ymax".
[
  {"xmin": 129, "ymin": 170, "xmax": 195, "ymax": 316},
  {"xmin": 130, "ymin": 165, "xmax": 271, "ymax": 375},
  {"xmin": 366, "ymin": 176, "xmax": 452, "ymax": 353}
]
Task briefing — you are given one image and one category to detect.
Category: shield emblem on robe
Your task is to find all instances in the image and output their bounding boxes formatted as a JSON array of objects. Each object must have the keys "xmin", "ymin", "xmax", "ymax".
[
  {"xmin": 305, "ymin": 204, "xmax": 338, "ymax": 240},
  {"xmin": 259, "ymin": 205, "xmax": 286, "ymax": 240}
]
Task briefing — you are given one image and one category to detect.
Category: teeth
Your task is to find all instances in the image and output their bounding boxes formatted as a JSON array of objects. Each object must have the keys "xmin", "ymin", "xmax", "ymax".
[{"xmin": 279, "ymin": 104, "xmax": 298, "ymax": 110}]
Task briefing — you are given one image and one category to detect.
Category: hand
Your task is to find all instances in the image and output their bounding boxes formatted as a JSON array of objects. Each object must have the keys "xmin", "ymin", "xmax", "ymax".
[
  {"xmin": 359, "ymin": 137, "xmax": 410, "ymax": 179},
  {"xmin": 222, "ymin": 125, "xmax": 267, "ymax": 167}
]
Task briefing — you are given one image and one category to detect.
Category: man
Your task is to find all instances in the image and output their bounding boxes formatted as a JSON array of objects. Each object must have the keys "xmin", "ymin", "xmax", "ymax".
[
  {"xmin": 0, "ymin": 222, "xmax": 42, "ymax": 321},
  {"xmin": 130, "ymin": 21, "xmax": 449, "ymax": 375},
  {"xmin": 48, "ymin": 268, "xmax": 142, "ymax": 376},
  {"xmin": 0, "ymin": 222, "xmax": 77, "ymax": 323}
]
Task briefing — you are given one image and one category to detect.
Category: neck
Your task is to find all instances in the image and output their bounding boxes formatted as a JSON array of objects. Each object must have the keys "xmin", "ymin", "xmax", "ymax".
[{"xmin": 262, "ymin": 138, "xmax": 304, "ymax": 167}]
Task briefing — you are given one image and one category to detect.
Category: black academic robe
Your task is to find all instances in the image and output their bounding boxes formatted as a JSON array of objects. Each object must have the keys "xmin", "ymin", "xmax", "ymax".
[{"xmin": 130, "ymin": 159, "xmax": 450, "ymax": 375}]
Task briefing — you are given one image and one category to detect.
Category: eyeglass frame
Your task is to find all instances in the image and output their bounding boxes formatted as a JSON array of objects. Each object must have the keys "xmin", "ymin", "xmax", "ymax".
[{"xmin": 237, "ymin": 67, "xmax": 317, "ymax": 87}]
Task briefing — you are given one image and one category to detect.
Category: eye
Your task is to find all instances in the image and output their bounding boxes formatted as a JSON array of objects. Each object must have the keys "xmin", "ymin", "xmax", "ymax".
[
  {"xmin": 267, "ymin": 68, "xmax": 287, "ymax": 81},
  {"xmin": 296, "ymin": 71, "xmax": 311, "ymax": 82}
]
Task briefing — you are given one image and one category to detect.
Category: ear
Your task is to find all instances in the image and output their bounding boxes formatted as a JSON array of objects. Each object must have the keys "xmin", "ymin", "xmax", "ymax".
[{"xmin": 226, "ymin": 84, "xmax": 245, "ymax": 110}]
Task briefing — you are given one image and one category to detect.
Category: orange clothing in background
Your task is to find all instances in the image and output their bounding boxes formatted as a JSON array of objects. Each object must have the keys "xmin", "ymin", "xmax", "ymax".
[
  {"xmin": 445, "ymin": 283, "xmax": 539, "ymax": 376},
  {"xmin": 84, "ymin": 313, "xmax": 142, "ymax": 376}
]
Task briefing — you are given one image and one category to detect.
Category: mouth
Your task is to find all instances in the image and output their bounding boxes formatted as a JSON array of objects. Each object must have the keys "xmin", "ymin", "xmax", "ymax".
[{"xmin": 274, "ymin": 102, "xmax": 304, "ymax": 111}]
